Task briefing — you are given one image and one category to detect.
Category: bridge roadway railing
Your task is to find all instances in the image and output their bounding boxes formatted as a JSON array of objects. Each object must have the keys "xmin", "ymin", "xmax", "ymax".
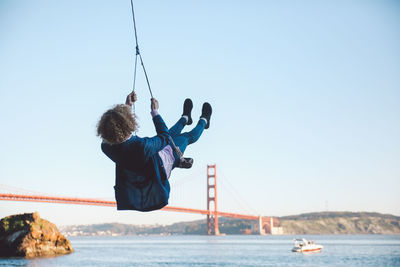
[
  {"xmin": 0, "ymin": 193, "xmax": 281, "ymax": 234},
  {"xmin": 0, "ymin": 193, "xmax": 257, "ymax": 219}
]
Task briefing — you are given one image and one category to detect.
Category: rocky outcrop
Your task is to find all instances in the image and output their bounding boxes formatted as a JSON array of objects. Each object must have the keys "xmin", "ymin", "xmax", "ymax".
[{"xmin": 0, "ymin": 212, "xmax": 73, "ymax": 258}]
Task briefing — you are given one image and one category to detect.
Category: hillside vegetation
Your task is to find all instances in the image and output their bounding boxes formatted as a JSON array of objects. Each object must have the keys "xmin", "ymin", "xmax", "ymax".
[
  {"xmin": 280, "ymin": 212, "xmax": 400, "ymax": 234},
  {"xmin": 60, "ymin": 212, "xmax": 400, "ymax": 236}
]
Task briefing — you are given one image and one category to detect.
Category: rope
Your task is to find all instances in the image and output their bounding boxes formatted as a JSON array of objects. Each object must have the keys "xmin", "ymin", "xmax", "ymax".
[
  {"xmin": 132, "ymin": 53, "xmax": 138, "ymax": 114},
  {"xmin": 130, "ymin": 0, "xmax": 153, "ymax": 99},
  {"xmin": 132, "ymin": 52, "xmax": 138, "ymax": 95},
  {"xmin": 129, "ymin": 0, "xmax": 184, "ymax": 160}
]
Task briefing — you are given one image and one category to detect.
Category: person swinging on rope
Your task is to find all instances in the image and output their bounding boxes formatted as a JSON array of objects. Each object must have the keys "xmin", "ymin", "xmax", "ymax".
[{"xmin": 97, "ymin": 90, "xmax": 212, "ymax": 211}]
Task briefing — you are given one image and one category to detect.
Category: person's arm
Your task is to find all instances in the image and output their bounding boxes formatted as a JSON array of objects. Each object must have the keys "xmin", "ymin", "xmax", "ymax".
[{"xmin": 141, "ymin": 98, "xmax": 171, "ymax": 160}]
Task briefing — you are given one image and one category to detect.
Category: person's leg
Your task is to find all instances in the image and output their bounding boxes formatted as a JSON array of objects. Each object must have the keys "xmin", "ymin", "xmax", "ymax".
[
  {"xmin": 173, "ymin": 102, "xmax": 212, "ymax": 153},
  {"xmin": 169, "ymin": 98, "xmax": 193, "ymax": 137},
  {"xmin": 168, "ymin": 117, "xmax": 187, "ymax": 138},
  {"xmin": 173, "ymin": 119, "xmax": 206, "ymax": 154},
  {"xmin": 172, "ymin": 102, "xmax": 212, "ymax": 168},
  {"xmin": 184, "ymin": 120, "xmax": 207, "ymax": 145}
]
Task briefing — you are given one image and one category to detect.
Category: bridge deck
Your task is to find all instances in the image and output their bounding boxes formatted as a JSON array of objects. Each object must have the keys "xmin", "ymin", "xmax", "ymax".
[{"xmin": 0, "ymin": 193, "xmax": 259, "ymax": 220}]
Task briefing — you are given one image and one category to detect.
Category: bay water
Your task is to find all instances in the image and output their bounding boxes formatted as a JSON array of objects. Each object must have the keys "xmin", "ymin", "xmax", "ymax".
[{"xmin": 1, "ymin": 235, "xmax": 399, "ymax": 266}]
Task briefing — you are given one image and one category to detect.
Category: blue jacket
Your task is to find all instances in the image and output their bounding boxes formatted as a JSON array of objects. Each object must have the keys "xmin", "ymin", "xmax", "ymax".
[{"xmin": 101, "ymin": 114, "xmax": 171, "ymax": 211}]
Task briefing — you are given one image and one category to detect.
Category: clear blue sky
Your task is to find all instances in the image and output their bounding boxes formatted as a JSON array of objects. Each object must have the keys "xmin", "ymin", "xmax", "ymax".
[{"xmin": 0, "ymin": 0, "xmax": 399, "ymax": 226}]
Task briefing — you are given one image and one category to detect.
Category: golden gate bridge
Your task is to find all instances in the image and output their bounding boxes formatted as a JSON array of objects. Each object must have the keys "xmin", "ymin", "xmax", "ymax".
[{"xmin": 0, "ymin": 165, "xmax": 280, "ymax": 235}]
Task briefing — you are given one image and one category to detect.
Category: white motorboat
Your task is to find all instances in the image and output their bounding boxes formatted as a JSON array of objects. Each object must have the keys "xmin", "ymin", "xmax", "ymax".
[{"xmin": 292, "ymin": 238, "xmax": 323, "ymax": 252}]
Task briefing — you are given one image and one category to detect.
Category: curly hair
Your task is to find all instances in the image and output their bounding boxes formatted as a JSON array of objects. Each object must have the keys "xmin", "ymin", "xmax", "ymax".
[{"xmin": 97, "ymin": 104, "xmax": 138, "ymax": 144}]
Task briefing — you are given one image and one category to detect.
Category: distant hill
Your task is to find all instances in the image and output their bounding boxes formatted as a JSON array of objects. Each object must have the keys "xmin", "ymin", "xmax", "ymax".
[
  {"xmin": 60, "ymin": 212, "xmax": 400, "ymax": 236},
  {"xmin": 281, "ymin": 211, "xmax": 399, "ymax": 220},
  {"xmin": 280, "ymin": 212, "xmax": 400, "ymax": 234}
]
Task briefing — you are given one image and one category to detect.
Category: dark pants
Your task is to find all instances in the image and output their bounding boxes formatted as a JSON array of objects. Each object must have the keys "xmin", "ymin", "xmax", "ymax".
[{"xmin": 168, "ymin": 117, "xmax": 206, "ymax": 166}]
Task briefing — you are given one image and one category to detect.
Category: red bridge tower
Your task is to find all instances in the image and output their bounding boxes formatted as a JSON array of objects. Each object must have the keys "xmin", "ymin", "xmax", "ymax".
[{"xmin": 207, "ymin": 164, "xmax": 220, "ymax": 235}]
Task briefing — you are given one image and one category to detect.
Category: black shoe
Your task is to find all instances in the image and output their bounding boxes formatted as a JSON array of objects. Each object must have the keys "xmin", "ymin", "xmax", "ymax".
[
  {"xmin": 178, "ymin": 157, "xmax": 193, "ymax": 169},
  {"xmin": 182, "ymin": 98, "xmax": 193, "ymax": 125},
  {"xmin": 200, "ymin": 102, "xmax": 212, "ymax": 129}
]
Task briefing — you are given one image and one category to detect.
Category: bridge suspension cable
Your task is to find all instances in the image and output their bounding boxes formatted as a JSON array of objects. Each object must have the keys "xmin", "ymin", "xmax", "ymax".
[
  {"xmin": 0, "ymin": 184, "xmax": 52, "ymax": 197},
  {"xmin": 218, "ymin": 170, "xmax": 260, "ymax": 216},
  {"xmin": 169, "ymin": 166, "xmax": 203, "ymax": 188}
]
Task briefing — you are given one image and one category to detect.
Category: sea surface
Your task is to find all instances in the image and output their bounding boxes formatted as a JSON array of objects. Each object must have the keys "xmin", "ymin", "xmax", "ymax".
[{"xmin": 1, "ymin": 235, "xmax": 399, "ymax": 266}]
